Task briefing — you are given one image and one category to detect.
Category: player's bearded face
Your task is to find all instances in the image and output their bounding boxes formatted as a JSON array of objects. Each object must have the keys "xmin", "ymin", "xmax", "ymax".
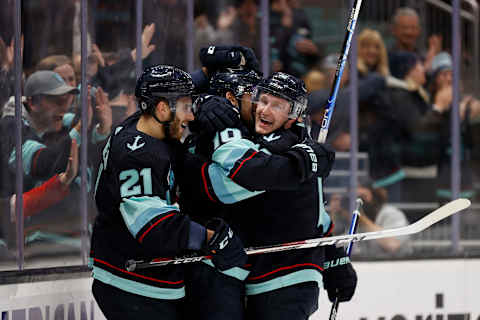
[
  {"xmin": 169, "ymin": 96, "xmax": 194, "ymax": 140},
  {"xmin": 255, "ymin": 93, "xmax": 290, "ymax": 135}
]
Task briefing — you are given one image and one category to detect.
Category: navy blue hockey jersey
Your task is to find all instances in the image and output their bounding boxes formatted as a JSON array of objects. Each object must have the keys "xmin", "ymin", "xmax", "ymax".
[
  {"xmin": 180, "ymin": 125, "xmax": 333, "ymax": 295},
  {"xmin": 90, "ymin": 112, "xmax": 205, "ymax": 300}
]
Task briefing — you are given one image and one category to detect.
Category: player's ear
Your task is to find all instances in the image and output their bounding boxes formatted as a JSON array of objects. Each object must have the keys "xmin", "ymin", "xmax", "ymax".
[
  {"xmin": 283, "ymin": 119, "xmax": 296, "ymax": 129},
  {"xmin": 225, "ymin": 91, "xmax": 238, "ymax": 107},
  {"xmin": 156, "ymin": 100, "xmax": 170, "ymax": 120}
]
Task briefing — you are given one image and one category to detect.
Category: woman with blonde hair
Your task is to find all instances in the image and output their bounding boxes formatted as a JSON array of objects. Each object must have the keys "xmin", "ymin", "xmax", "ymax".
[{"xmin": 357, "ymin": 28, "xmax": 390, "ymax": 77}]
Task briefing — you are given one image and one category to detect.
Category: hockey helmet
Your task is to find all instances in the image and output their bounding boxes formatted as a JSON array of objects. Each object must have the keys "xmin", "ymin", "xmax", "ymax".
[
  {"xmin": 209, "ymin": 68, "xmax": 262, "ymax": 99},
  {"xmin": 253, "ymin": 72, "xmax": 307, "ymax": 119},
  {"xmin": 135, "ymin": 65, "xmax": 194, "ymax": 114}
]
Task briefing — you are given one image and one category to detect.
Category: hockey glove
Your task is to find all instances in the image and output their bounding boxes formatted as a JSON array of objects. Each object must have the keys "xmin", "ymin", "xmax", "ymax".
[
  {"xmin": 259, "ymin": 129, "xmax": 301, "ymax": 154},
  {"xmin": 285, "ymin": 140, "xmax": 335, "ymax": 182},
  {"xmin": 204, "ymin": 218, "xmax": 247, "ymax": 271},
  {"xmin": 199, "ymin": 45, "xmax": 261, "ymax": 75},
  {"xmin": 322, "ymin": 245, "xmax": 357, "ymax": 303},
  {"xmin": 192, "ymin": 95, "xmax": 242, "ymax": 137}
]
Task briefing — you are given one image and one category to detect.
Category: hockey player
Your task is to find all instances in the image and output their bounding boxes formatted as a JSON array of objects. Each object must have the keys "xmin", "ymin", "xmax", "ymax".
[
  {"xmin": 89, "ymin": 65, "xmax": 247, "ymax": 319},
  {"xmin": 183, "ymin": 72, "xmax": 357, "ymax": 319}
]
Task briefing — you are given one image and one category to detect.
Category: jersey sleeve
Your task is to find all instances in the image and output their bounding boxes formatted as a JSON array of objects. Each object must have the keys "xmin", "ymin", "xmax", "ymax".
[
  {"xmin": 214, "ymin": 129, "xmax": 304, "ymax": 185},
  {"xmin": 7, "ymin": 134, "xmax": 72, "ymax": 180},
  {"xmin": 112, "ymin": 138, "xmax": 206, "ymax": 256},
  {"xmin": 194, "ymin": 128, "xmax": 306, "ymax": 204}
]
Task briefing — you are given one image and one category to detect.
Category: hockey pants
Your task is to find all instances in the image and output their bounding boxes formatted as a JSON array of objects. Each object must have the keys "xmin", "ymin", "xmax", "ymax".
[
  {"xmin": 184, "ymin": 262, "xmax": 245, "ymax": 320},
  {"xmin": 92, "ymin": 279, "xmax": 184, "ymax": 320},
  {"xmin": 245, "ymin": 282, "xmax": 319, "ymax": 320}
]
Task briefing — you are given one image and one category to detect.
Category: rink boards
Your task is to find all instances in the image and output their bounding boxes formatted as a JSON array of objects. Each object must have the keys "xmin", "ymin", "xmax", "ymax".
[{"xmin": 1, "ymin": 259, "xmax": 479, "ymax": 320}]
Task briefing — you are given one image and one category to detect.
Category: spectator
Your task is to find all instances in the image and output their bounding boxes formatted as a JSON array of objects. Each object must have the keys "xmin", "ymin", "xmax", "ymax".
[
  {"xmin": 269, "ymin": 0, "xmax": 295, "ymax": 73},
  {"xmin": 307, "ymin": 55, "xmax": 350, "ymax": 150},
  {"xmin": 369, "ymin": 51, "xmax": 450, "ymax": 201},
  {"xmin": 390, "ymin": 8, "xmax": 421, "ymax": 54},
  {"xmin": 215, "ymin": 0, "xmax": 260, "ymax": 54},
  {"xmin": 143, "ymin": 0, "xmax": 187, "ymax": 67},
  {"xmin": 356, "ymin": 182, "xmax": 411, "ymax": 257},
  {"xmin": 36, "ymin": 55, "xmax": 77, "ymax": 111},
  {"xmin": 37, "ymin": 55, "xmax": 76, "ymax": 87},
  {"xmin": 389, "ymin": 7, "xmax": 442, "ymax": 72},
  {"xmin": 0, "ymin": 71, "xmax": 78, "ymax": 239},
  {"xmin": 427, "ymin": 52, "xmax": 480, "ymax": 203},
  {"xmin": 0, "ymin": 71, "xmax": 109, "ymax": 244},
  {"xmin": 307, "ymin": 54, "xmax": 385, "ymax": 152},
  {"xmin": 357, "ymin": 28, "xmax": 390, "ymax": 78},
  {"xmin": 0, "ymin": 35, "xmax": 23, "ymax": 114},
  {"xmin": 329, "ymin": 181, "xmax": 412, "ymax": 257},
  {"xmin": 269, "ymin": 0, "xmax": 320, "ymax": 76},
  {"xmin": 193, "ymin": 4, "xmax": 217, "ymax": 69},
  {"xmin": 356, "ymin": 28, "xmax": 390, "ymax": 152},
  {"xmin": 90, "ymin": 23, "xmax": 156, "ymax": 101},
  {"xmin": 303, "ymin": 68, "xmax": 326, "ymax": 92}
]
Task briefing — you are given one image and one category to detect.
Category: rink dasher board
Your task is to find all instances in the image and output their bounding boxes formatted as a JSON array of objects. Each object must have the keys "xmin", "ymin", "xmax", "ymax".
[
  {"xmin": 312, "ymin": 259, "xmax": 480, "ymax": 320},
  {"xmin": 0, "ymin": 259, "xmax": 479, "ymax": 320}
]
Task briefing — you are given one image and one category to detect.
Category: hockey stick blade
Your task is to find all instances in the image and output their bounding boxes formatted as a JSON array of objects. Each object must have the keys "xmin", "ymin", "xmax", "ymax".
[
  {"xmin": 246, "ymin": 198, "xmax": 471, "ymax": 255},
  {"xmin": 125, "ymin": 199, "xmax": 470, "ymax": 271}
]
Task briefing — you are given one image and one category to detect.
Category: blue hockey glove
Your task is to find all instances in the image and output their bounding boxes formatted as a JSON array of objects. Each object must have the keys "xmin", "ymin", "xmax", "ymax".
[
  {"xmin": 204, "ymin": 218, "xmax": 247, "ymax": 271},
  {"xmin": 322, "ymin": 245, "xmax": 357, "ymax": 302}
]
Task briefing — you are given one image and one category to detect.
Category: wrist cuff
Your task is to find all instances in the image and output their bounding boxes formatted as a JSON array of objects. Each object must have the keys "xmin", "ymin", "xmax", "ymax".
[{"xmin": 187, "ymin": 220, "xmax": 207, "ymax": 251}]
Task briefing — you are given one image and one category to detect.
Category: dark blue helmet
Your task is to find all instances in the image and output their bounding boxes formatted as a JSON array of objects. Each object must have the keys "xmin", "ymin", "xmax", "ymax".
[
  {"xmin": 209, "ymin": 69, "xmax": 262, "ymax": 99},
  {"xmin": 253, "ymin": 72, "xmax": 307, "ymax": 119},
  {"xmin": 135, "ymin": 65, "xmax": 194, "ymax": 113}
]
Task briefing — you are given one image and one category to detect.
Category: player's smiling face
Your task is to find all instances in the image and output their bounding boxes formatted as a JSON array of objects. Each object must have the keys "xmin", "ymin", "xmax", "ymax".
[
  {"xmin": 169, "ymin": 96, "xmax": 194, "ymax": 140},
  {"xmin": 255, "ymin": 93, "xmax": 290, "ymax": 135}
]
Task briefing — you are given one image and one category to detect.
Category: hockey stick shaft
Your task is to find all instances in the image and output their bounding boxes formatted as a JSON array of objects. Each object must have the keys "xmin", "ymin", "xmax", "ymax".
[
  {"xmin": 318, "ymin": 0, "xmax": 363, "ymax": 143},
  {"xmin": 329, "ymin": 198, "xmax": 363, "ymax": 320},
  {"xmin": 125, "ymin": 199, "xmax": 470, "ymax": 271},
  {"xmin": 346, "ymin": 198, "xmax": 363, "ymax": 255}
]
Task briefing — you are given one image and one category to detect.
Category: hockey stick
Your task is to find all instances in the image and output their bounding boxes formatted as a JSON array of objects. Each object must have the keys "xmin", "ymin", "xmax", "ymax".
[
  {"xmin": 318, "ymin": 0, "xmax": 363, "ymax": 143},
  {"xmin": 329, "ymin": 198, "xmax": 363, "ymax": 320},
  {"xmin": 125, "ymin": 198, "xmax": 470, "ymax": 271}
]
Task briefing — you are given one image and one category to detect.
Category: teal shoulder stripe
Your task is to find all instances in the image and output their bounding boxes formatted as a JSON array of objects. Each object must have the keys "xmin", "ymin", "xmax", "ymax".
[
  {"xmin": 212, "ymin": 138, "xmax": 259, "ymax": 172},
  {"xmin": 9, "ymin": 139, "xmax": 46, "ymax": 175},
  {"xmin": 246, "ymin": 269, "xmax": 323, "ymax": 296},
  {"xmin": 202, "ymin": 259, "xmax": 250, "ymax": 281},
  {"xmin": 92, "ymin": 266, "xmax": 185, "ymax": 300},
  {"xmin": 119, "ymin": 196, "xmax": 179, "ymax": 237},
  {"xmin": 62, "ymin": 113, "xmax": 75, "ymax": 127},
  {"xmin": 208, "ymin": 163, "xmax": 263, "ymax": 204},
  {"xmin": 317, "ymin": 178, "xmax": 331, "ymax": 230}
]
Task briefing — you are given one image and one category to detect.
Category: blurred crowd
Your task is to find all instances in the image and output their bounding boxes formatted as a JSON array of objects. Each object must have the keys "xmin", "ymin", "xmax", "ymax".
[{"xmin": 0, "ymin": 0, "xmax": 479, "ymax": 262}]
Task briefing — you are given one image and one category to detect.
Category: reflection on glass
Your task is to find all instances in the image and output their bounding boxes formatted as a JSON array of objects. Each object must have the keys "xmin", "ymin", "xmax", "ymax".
[{"xmin": 0, "ymin": 0, "xmax": 17, "ymax": 271}]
